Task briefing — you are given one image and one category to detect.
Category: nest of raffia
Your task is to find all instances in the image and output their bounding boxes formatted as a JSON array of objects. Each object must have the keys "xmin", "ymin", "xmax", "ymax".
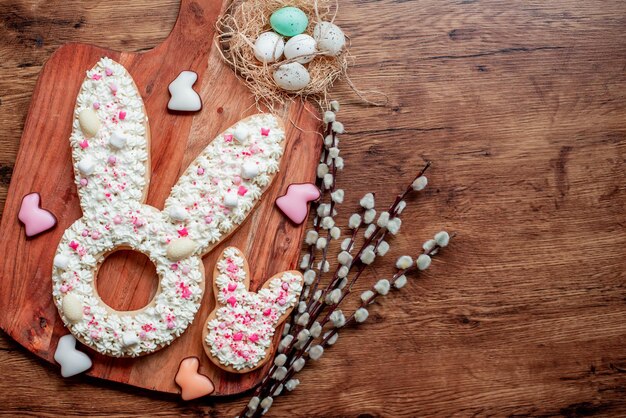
[{"xmin": 216, "ymin": 0, "xmax": 350, "ymax": 110}]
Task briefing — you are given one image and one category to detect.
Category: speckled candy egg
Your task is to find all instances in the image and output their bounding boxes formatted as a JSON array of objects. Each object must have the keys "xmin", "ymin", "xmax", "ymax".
[
  {"xmin": 283, "ymin": 34, "xmax": 317, "ymax": 64},
  {"xmin": 270, "ymin": 7, "xmax": 309, "ymax": 37},
  {"xmin": 313, "ymin": 21, "xmax": 346, "ymax": 56},
  {"xmin": 273, "ymin": 62, "xmax": 311, "ymax": 91},
  {"xmin": 254, "ymin": 31, "xmax": 285, "ymax": 63}
]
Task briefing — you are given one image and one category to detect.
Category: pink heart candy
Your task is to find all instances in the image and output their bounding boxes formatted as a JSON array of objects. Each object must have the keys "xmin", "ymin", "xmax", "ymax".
[
  {"xmin": 18, "ymin": 193, "xmax": 57, "ymax": 237},
  {"xmin": 275, "ymin": 183, "xmax": 321, "ymax": 225}
]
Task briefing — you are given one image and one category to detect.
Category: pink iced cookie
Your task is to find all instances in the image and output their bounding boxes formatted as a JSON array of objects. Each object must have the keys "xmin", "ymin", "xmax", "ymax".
[
  {"xmin": 18, "ymin": 192, "xmax": 57, "ymax": 237},
  {"xmin": 203, "ymin": 247, "xmax": 303, "ymax": 372},
  {"xmin": 175, "ymin": 357, "xmax": 215, "ymax": 400},
  {"xmin": 275, "ymin": 183, "xmax": 321, "ymax": 224}
]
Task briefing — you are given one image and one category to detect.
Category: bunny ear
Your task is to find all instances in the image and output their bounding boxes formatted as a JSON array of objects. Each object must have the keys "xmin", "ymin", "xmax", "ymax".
[
  {"xmin": 204, "ymin": 247, "xmax": 303, "ymax": 372},
  {"xmin": 164, "ymin": 114, "xmax": 285, "ymax": 254},
  {"xmin": 70, "ymin": 57, "xmax": 150, "ymax": 213}
]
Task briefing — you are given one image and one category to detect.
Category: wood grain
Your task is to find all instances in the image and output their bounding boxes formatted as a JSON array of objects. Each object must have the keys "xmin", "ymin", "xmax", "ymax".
[
  {"xmin": 1, "ymin": 0, "xmax": 626, "ymax": 416},
  {"xmin": 0, "ymin": 0, "xmax": 321, "ymax": 397}
]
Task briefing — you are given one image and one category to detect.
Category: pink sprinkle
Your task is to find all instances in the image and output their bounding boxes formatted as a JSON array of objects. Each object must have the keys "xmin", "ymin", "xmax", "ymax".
[
  {"xmin": 79, "ymin": 140, "xmax": 89, "ymax": 149},
  {"xmin": 233, "ymin": 332, "xmax": 243, "ymax": 341},
  {"xmin": 119, "ymin": 110, "xmax": 126, "ymax": 120},
  {"xmin": 80, "ymin": 178, "xmax": 88, "ymax": 187},
  {"xmin": 237, "ymin": 186, "xmax": 248, "ymax": 196},
  {"xmin": 204, "ymin": 216, "xmax": 213, "ymax": 224},
  {"xmin": 60, "ymin": 285, "xmax": 69, "ymax": 293},
  {"xmin": 226, "ymin": 261, "xmax": 238, "ymax": 273},
  {"xmin": 83, "ymin": 306, "xmax": 91, "ymax": 314},
  {"xmin": 232, "ymin": 175, "xmax": 241, "ymax": 185},
  {"xmin": 81, "ymin": 229, "xmax": 89, "ymax": 237},
  {"xmin": 261, "ymin": 127, "xmax": 270, "ymax": 136},
  {"xmin": 113, "ymin": 215, "xmax": 123, "ymax": 224},
  {"xmin": 227, "ymin": 282, "xmax": 237, "ymax": 292},
  {"xmin": 178, "ymin": 227, "xmax": 188, "ymax": 237},
  {"xmin": 263, "ymin": 308, "xmax": 272, "ymax": 316},
  {"xmin": 109, "ymin": 83, "xmax": 118, "ymax": 93},
  {"xmin": 224, "ymin": 133, "xmax": 233, "ymax": 142},
  {"xmin": 197, "ymin": 167, "xmax": 205, "ymax": 175},
  {"xmin": 219, "ymin": 322, "xmax": 226, "ymax": 329},
  {"xmin": 69, "ymin": 241, "xmax": 79, "ymax": 250},
  {"xmin": 92, "ymin": 102, "xmax": 100, "ymax": 110},
  {"xmin": 171, "ymin": 264, "xmax": 178, "ymax": 271},
  {"xmin": 278, "ymin": 298, "xmax": 286, "ymax": 306},
  {"xmin": 92, "ymin": 74, "xmax": 102, "ymax": 81},
  {"xmin": 179, "ymin": 281, "xmax": 192, "ymax": 299},
  {"xmin": 182, "ymin": 266, "xmax": 190, "ymax": 275},
  {"xmin": 134, "ymin": 218, "xmax": 145, "ymax": 227},
  {"xmin": 105, "ymin": 67, "xmax": 113, "ymax": 76},
  {"xmin": 90, "ymin": 330, "xmax": 99, "ymax": 339},
  {"xmin": 212, "ymin": 177, "xmax": 220, "ymax": 185},
  {"xmin": 78, "ymin": 248, "xmax": 87, "ymax": 256},
  {"xmin": 91, "ymin": 231, "xmax": 101, "ymax": 240},
  {"xmin": 167, "ymin": 321, "xmax": 175, "ymax": 330},
  {"xmin": 249, "ymin": 144, "xmax": 261, "ymax": 154},
  {"xmin": 227, "ymin": 296, "xmax": 237, "ymax": 307},
  {"xmin": 108, "ymin": 155, "xmax": 117, "ymax": 165},
  {"xmin": 249, "ymin": 333, "xmax": 259, "ymax": 342},
  {"xmin": 282, "ymin": 282, "xmax": 289, "ymax": 290}
]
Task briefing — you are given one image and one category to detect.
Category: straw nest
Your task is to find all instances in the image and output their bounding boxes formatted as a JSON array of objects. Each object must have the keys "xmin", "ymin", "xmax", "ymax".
[{"xmin": 216, "ymin": 0, "xmax": 349, "ymax": 109}]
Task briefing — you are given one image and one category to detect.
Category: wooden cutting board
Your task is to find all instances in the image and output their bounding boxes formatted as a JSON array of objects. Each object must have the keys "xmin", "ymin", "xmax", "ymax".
[{"xmin": 0, "ymin": 0, "xmax": 320, "ymax": 396}]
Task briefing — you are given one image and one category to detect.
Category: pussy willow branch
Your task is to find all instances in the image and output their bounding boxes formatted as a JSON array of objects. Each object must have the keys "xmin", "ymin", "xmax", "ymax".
[
  {"xmin": 307, "ymin": 162, "xmax": 431, "ymax": 321},
  {"xmin": 242, "ymin": 235, "xmax": 453, "ymax": 418},
  {"xmin": 305, "ymin": 124, "xmax": 338, "ymax": 306},
  {"xmin": 238, "ymin": 101, "xmax": 444, "ymax": 417}
]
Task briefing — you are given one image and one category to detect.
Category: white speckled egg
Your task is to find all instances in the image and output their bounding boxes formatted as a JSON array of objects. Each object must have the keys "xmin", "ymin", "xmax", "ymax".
[
  {"xmin": 313, "ymin": 22, "xmax": 346, "ymax": 56},
  {"xmin": 284, "ymin": 34, "xmax": 317, "ymax": 64},
  {"xmin": 254, "ymin": 31, "xmax": 285, "ymax": 63},
  {"xmin": 273, "ymin": 62, "xmax": 311, "ymax": 91}
]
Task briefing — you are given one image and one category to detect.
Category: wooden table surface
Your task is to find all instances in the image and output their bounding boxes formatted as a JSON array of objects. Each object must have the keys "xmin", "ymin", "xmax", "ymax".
[{"xmin": 1, "ymin": 1, "xmax": 625, "ymax": 417}]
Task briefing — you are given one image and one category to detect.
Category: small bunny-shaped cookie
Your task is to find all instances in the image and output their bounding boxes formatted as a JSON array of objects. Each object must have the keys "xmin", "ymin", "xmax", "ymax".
[
  {"xmin": 52, "ymin": 57, "xmax": 286, "ymax": 357},
  {"xmin": 203, "ymin": 247, "xmax": 303, "ymax": 372}
]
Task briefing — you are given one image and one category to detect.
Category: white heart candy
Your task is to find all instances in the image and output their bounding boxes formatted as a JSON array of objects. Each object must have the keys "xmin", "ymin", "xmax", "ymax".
[
  {"xmin": 224, "ymin": 192, "xmax": 239, "ymax": 208},
  {"xmin": 121, "ymin": 332, "xmax": 140, "ymax": 347},
  {"xmin": 53, "ymin": 254, "xmax": 69, "ymax": 269},
  {"xmin": 77, "ymin": 157, "xmax": 95, "ymax": 176},
  {"xmin": 233, "ymin": 125, "xmax": 250, "ymax": 143},
  {"xmin": 241, "ymin": 161, "xmax": 260, "ymax": 179},
  {"xmin": 109, "ymin": 131, "xmax": 127, "ymax": 149},
  {"xmin": 169, "ymin": 206, "xmax": 189, "ymax": 222}
]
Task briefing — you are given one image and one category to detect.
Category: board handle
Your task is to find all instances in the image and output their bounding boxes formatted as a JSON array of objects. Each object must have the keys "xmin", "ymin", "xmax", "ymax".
[{"xmin": 153, "ymin": 0, "xmax": 223, "ymax": 56}]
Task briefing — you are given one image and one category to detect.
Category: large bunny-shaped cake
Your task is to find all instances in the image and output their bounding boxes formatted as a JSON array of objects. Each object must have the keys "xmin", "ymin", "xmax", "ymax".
[{"xmin": 51, "ymin": 57, "xmax": 303, "ymax": 359}]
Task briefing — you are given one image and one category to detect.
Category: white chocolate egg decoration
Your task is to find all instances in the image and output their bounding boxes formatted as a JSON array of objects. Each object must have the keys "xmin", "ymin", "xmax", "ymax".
[
  {"xmin": 273, "ymin": 62, "xmax": 311, "ymax": 91},
  {"xmin": 313, "ymin": 21, "xmax": 346, "ymax": 56},
  {"xmin": 254, "ymin": 31, "xmax": 285, "ymax": 63},
  {"xmin": 283, "ymin": 34, "xmax": 317, "ymax": 64}
]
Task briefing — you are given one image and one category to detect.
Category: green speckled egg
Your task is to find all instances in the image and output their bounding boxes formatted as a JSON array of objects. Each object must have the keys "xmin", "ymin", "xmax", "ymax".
[{"xmin": 270, "ymin": 7, "xmax": 309, "ymax": 37}]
